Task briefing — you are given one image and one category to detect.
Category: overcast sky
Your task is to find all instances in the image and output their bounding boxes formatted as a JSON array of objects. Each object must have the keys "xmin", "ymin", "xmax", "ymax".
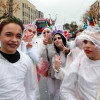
[{"xmin": 28, "ymin": 0, "xmax": 97, "ymax": 25}]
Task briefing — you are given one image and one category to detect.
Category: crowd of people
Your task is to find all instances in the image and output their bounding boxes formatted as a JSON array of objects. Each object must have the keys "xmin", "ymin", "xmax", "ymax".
[{"xmin": 0, "ymin": 16, "xmax": 100, "ymax": 100}]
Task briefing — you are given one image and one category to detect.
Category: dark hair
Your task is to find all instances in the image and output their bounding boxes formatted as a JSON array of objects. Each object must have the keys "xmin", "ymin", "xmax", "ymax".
[
  {"xmin": 54, "ymin": 33, "xmax": 67, "ymax": 56},
  {"xmin": 0, "ymin": 16, "xmax": 24, "ymax": 34},
  {"xmin": 75, "ymin": 29, "xmax": 84, "ymax": 38}
]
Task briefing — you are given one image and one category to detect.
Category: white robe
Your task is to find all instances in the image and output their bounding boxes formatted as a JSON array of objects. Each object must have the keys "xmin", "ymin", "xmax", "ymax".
[
  {"xmin": 54, "ymin": 47, "xmax": 81, "ymax": 81},
  {"xmin": 18, "ymin": 40, "xmax": 40, "ymax": 64},
  {"xmin": 60, "ymin": 51, "xmax": 100, "ymax": 100},
  {"xmin": 0, "ymin": 51, "xmax": 40, "ymax": 100}
]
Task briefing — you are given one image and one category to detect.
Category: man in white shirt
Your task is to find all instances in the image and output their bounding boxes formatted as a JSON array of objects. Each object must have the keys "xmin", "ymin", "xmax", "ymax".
[{"xmin": 0, "ymin": 17, "xmax": 40, "ymax": 100}]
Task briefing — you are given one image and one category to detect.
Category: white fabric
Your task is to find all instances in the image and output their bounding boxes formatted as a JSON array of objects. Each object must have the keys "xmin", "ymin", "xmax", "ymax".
[
  {"xmin": 18, "ymin": 39, "xmax": 40, "ymax": 64},
  {"xmin": 0, "ymin": 51, "xmax": 40, "ymax": 100},
  {"xmin": 46, "ymin": 77, "xmax": 61, "ymax": 100},
  {"xmin": 60, "ymin": 51, "xmax": 100, "ymax": 100},
  {"xmin": 76, "ymin": 26, "xmax": 100, "ymax": 48},
  {"xmin": 54, "ymin": 47, "xmax": 81, "ymax": 81}
]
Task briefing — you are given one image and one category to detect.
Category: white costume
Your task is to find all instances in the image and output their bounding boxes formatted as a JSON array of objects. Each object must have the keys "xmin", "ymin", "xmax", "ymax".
[
  {"xmin": 47, "ymin": 29, "xmax": 69, "ymax": 100},
  {"xmin": 60, "ymin": 26, "xmax": 100, "ymax": 100},
  {"xmin": 0, "ymin": 51, "xmax": 39, "ymax": 100},
  {"xmin": 60, "ymin": 51, "xmax": 100, "ymax": 100},
  {"xmin": 49, "ymin": 51, "xmax": 67, "ymax": 100},
  {"xmin": 18, "ymin": 39, "xmax": 39, "ymax": 64},
  {"xmin": 54, "ymin": 47, "xmax": 81, "ymax": 81},
  {"xmin": 18, "ymin": 24, "xmax": 39, "ymax": 64}
]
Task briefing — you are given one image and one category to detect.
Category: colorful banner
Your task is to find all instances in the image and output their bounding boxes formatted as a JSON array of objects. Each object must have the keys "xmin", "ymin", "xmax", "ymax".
[{"xmin": 89, "ymin": 11, "xmax": 96, "ymax": 26}]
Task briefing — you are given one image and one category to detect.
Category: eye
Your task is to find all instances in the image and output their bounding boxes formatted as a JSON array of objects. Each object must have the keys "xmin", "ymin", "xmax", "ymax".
[
  {"xmin": 17, "ymin": 34, "xmax": 22, "ymax": 38},
  {"xmin": 33, "ymin": 31, "xmax": 36, "ymax": 34},
  {"xmin": 83, "ymin": 40, "xmax": 94, "ymax": 45},
  {"xmin": 58, "ymin": 37, "xmax": 61, "ymax": 39},
  {"xmin": 83, "ymin": 40, "xmax": 88, "ymax": 44},
  {"xmin": 54, "ymin": 38, "xmax": 57, "ymax": 41},
  {"xmin": 43, "ymin": 32, "xmax": 46, "ymax": 34},
  {"xmin": 47, "ymin": 31, "xmax": 50, "ymax": 33},
  {"xmin": 5, "ymin": 32, "xmax": 12, "ymax": 37},
  {"xmin": 27, "ymin": 29, "xmax": 32, "ymax": 32}
]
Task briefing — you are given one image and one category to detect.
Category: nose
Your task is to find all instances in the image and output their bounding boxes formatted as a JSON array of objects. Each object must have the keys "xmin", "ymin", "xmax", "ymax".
[
  {"xmin": 84, "ymin": 42, "xmax": 91, "ymax": 48},
  {"xmin": 11, "ymin": 36, "xmax": 18, "ymax": 42},
  {"xmin": 44, "ymin": 32, "xmax": 48, "ymax": 38}
]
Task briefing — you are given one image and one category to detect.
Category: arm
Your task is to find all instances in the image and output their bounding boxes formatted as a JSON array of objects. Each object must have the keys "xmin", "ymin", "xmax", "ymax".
[
  {"xmin": 52, "ymin": 53, "xmax": 67, "ymax": 81},
  {"xmin": 27, "ymin": 43, "xmax": 40, "ymax": 64},
  {"xmin": 24, "ymin": 57, "xmax": 40, "ymax": 100},
  {"xmin": 60, "ymin": 61, "xmax": 78, "ymax": 100}
]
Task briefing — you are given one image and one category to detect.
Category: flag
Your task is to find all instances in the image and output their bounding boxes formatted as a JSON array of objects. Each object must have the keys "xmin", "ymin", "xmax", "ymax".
[{"xmin": 89, "ymin": 11, "xmax": 96, "ymax": 26}]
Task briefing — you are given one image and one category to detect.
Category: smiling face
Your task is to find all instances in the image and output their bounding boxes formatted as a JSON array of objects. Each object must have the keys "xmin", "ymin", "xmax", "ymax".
[
  {"xmin": 83, "ymin": 40, "xmax": 100, "ymax": 60},
  {"xmin": 0, "ymin": 23, "xmax": 22, "ymax": 54}
]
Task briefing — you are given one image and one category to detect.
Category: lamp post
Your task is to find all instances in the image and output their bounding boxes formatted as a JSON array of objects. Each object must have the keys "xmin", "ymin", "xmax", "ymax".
[
  {"xmin": 9, "ymin": 0, "xmax": 13, "ymax": 17},
  {"xmin": 98, "ymin": 0, "xmax": 100, "ymax": 25}
]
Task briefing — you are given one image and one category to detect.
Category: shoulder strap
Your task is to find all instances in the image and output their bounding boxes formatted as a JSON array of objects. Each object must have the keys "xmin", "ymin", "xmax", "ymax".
[{"xmin": 46, "ymin": 48, "xmax": 50, "ymax": 62}]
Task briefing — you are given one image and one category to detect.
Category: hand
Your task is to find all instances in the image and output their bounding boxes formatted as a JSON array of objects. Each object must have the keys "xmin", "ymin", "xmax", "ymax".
[
  {"xmin": 54, "ymin": 53, "xmax": 62, "ymax": 70},
  {"xmin": 23, "ymin": 31, "xmax": 34, "ymax": 42},
  {"xmin": 59, "ymin": 42, "xmax": 69, "ymax": 53},
  {"xmin": 26, "ymin": 42, "xmax": 32, "ymax": 49}
]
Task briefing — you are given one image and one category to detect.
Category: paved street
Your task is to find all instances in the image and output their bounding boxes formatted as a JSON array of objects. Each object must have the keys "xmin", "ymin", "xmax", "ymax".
[{"xmin": 39, "ymin": 76, "xmax": 50, "ymax": 100}]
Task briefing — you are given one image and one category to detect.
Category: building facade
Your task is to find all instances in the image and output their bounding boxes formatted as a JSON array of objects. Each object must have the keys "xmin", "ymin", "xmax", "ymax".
[
  {"xmin": 90, "ymin": 0, "xmax": 100, "ymax": 25},
  {"xmin": 0, "ymin": 0, "xmax": 44, "ymax": 25}
]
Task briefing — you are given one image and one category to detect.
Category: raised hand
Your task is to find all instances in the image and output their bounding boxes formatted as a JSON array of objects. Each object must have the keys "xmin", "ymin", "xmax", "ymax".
[
  {"xmin": 23, "ymin": 31, "xmax": 34, "ymax": 42},
  {"xmin": 26, "ymin": 42, "xmax": 32, "ymax": 49},
  {"xmin": 54, "ymin": 53, "xmax": 62, "ymax": 70}
]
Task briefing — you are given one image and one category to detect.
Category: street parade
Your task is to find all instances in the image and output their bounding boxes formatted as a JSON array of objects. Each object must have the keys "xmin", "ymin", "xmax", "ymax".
[{"xmin": 0, "ymin": 0, "xmax": 100, "ymax": 100}]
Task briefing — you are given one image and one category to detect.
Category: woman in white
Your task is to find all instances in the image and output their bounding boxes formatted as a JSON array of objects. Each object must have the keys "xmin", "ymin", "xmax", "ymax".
[
  {"xmin": 18, "ymin": 24, "xmax": 39, "ymax": 63},
  {"xmin": 60, "ymin": 26, "xmax": 100, "ymax": 100},
  {"xmin": 48, "ymin": 31, "xmax": 70, "ymax": 100},
  {"xmin": 53, "ymin": 29, "xmax": 83, "ymax": 81},
  {"xmin": 18, "ymin": 24, "xmax": 40, "ymax": 99}
]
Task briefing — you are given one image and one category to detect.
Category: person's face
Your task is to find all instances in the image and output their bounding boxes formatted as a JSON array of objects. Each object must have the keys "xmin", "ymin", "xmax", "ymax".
[
  {"xmin": 54, "ymin": 34, "xmax": 63, "ymax": 48},
  {"xmin": 83, "ymin": 40, "xmax": 100, "ymax": 60},
  {"xmin": 24, "ymin": 26, "xmax": 36, "ymax": 38},
  {"xmin": 0, "ymin": 23, "xmax": 22, "ymax": 54},
  {"xmin": 43, "ymin": 29, "xmax": 51, "ymax": 38}
]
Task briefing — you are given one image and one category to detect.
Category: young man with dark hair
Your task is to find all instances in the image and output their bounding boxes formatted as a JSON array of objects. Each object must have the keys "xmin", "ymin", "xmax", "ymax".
[{"xmin": 0, "ymin": 17, "xmax": 40, "ymax": 100}]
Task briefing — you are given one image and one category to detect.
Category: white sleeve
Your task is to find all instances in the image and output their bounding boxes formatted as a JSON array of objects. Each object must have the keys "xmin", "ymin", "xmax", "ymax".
[
  {"xmin": 24, "ymin": 57, "xmax": 40, "ymax": 100},
  {"xmin": 18, "ymin": 40, "xmax": 27, "ymax": 53},
  {"xmin": 37, "ymin": 39, "xmax": 46, "ymax": 57},
  {"xmin": 27, "ymin": 43, "xmax": 40, "ymax": 64},
  {"xmin": 60, "ymin": 60, "xmax": 78, "ymax": 100},
  {"xmin": 55, "ymin": 67, "xmax": 66, "ymax": 81},
  {"xmin": 47, "ymin": 43, "xmax": 55, "ymax": 58}
]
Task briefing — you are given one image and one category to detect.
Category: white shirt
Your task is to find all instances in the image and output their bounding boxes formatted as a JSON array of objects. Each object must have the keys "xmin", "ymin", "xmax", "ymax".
[
  {"xmin": 0, "ymin": 51, "xmax": 40, "ymax": 100},
  {"xmin": 60, "ymin": 51, "xmax": 100, "ymax": 100}
]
